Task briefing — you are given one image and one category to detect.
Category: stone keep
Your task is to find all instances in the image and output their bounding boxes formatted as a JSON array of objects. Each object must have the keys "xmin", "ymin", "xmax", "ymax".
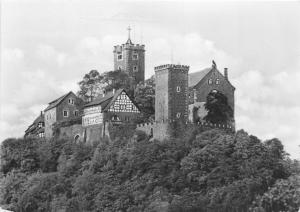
[
  {"xmin": 113, "ymin": 39, "xmax": 145, "ymax": 85},
  {"xmin": 155, "ymin": 64, "xmax": 189, "ymax": 123}
]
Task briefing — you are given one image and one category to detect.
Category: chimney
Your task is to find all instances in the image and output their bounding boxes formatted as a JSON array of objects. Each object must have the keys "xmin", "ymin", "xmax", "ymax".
[
  {"xmin": 40, "ymin": 111, "xmax": 43, "ymax": 116},
  {"xmin": 224, "ymin": 68, "xmax": 228, "ymax": 80}
]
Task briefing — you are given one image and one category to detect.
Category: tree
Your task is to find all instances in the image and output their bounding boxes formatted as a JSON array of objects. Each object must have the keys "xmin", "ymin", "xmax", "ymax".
[
  {"xmin": 134, "ymin": 75, "xmax": 155, "ymax": 122},
  {"xmin": 78, "ymin": 70, "xmax": 104, "ymax": 102},
  {"xmin": 204, "ymin": 90, "xmax": 233, "ymax": 124},
  {"xmin": 102, "ymin": 69, "xmax": 133, "ymax": 95}
]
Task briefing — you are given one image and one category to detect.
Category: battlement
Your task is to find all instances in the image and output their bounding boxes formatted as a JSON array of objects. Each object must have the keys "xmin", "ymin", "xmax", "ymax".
[
  {"xmin": 113, "ymin": 43, "xmax": 145, "ymax": 52},
  {"xmin": 154, "ymin": 64, "xmax": 190, "ymax": 71}
]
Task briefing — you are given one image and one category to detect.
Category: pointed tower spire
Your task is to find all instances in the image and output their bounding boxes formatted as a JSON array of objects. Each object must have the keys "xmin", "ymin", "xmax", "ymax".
[{"xmin": 126, "ymin": 26, "xmax": 133, "ymax": 44}]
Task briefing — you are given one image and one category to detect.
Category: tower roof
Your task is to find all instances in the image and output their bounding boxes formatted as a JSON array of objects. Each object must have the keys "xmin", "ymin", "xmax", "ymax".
[{"xmin": 126, "ymin": 25, "xmax": 133, "ymax": 45}]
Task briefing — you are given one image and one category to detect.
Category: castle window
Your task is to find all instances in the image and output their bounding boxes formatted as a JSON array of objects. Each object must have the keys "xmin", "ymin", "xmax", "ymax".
[
  {"xmin": 176, "ymin": 113, "xmax": 181, "ymax": 118},
  {"xmin": 117, "ymin": 53, "xmax": 122, "ymax": 60},
  {"xmin": 208, "ymin": 79, "xmax": 213, "ymax": 84},
  {"xmin": 133, "ymin": 66, "xmax": 138, "ymax": 72},
  {"xmin": 68, "ymin": 98, "xmax": 74, "ymax": 105},
  {"xmin": 63, "ymin": 110, "xmax": 69, "ymax": 117},
  {"xmin": 132, "ymin": 53, "xmax": 138, "ymax": 60},
  {"xmin": 74, "ymin": 110, "xmax": 79, "ymax": 117},
  {"xmin": 39, "ymin": 132, "xmax": 45, "ymax": 138},
  {"xmin": 216, "ymin": 79, "xmax": 220, "ymax": 84},
  {"xmin": 176, "ymin": 86, "xmax": 181, "ymax": 92}
]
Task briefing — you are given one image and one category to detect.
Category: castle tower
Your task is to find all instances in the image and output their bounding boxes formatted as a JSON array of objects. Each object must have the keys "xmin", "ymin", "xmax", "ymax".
[
  {"xmin": 113, "ymin": 26, "xmax": 145, "ymax": 85},
  {"xmin": 155, "ymin": 64, "xmax": 189, "ymax": 123}
]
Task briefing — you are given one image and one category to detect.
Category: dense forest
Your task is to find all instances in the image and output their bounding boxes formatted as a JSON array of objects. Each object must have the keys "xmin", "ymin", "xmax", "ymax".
[{"xmin": 1, "ymin": 125, "xmax": 299, "ymax": 212}]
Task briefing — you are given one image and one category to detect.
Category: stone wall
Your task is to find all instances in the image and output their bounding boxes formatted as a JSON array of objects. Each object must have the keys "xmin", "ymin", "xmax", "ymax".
[
  {"xmin": 190, "ymin": 69, "xmax": 235, "ymax": 113},
  {"xmin": 59, "ymin": 124, "xmax": 85, "ymax": 142},
  {"xmin": 188, "ymin": 102, "xmax": 207, "ymax": 122},
  {"xmin": 45, "ymin": 107, "xmax": 56, "ymax": 139},
  {"xmin": 136, "ymin": 122, "xmax": 172, "ymax": 141},
  {"xmin": 113, "ymin": 43, "xmax": 145, "ymax": 84},
  {"xmin": 56, "ymin": 93, "xmax": 82, "ymax": 122}
]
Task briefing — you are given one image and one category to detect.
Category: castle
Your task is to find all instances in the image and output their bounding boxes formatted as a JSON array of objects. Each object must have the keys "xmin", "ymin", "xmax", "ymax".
[
  {"xmin": 24, "ymin": 28, "xmax": 235, "ymax": 143},
  {"xmin": 137, "ymin": 62, "xmax": 235, "ymax": 140}
]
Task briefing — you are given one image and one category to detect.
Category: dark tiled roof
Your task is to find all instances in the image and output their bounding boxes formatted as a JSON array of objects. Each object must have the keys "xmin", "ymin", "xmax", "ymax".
[
  {"xmin": 44, "ymin": 91, "xmax": 73, "ymax": 111},
  {"xmin": 188, "ymin": 68, "xmax": 211, "ymax": 88},
  {"xmin": 84, "ymin": 89, "xmax": 123, "ymax": 111},
  {"xmin": 33, "ymin": 113, "xmax": 44, "ymax": 124},
  {"xmin": 25, "ymin": 113, "xmax": 45, "ymax": 134}
]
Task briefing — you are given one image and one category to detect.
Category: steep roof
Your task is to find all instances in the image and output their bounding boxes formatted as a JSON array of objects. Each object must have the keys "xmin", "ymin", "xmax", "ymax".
[
  {"xmin": 84, "ymin": 89, "xmax": 123, "ymax": 111},
  {"xmin": 44, "ymin": 91, "xmax": 74, "ymax": 111},
  {"xmin": 25, "ymin": 113, "xmax": 44, "ymax": 134},
  {"xmin": 188, "ymin": 68, "xmax": 211, "ymax": 88},
  {"xmin": 33, "ymin": 113, "xmax": 44, "ymax": 124},
  {"xmin": 188, "ymin": 67, "xmax": 235, "ymax": 89}
]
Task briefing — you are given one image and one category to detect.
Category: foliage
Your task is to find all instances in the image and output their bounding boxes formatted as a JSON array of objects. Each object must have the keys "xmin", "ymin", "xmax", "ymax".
[
  {"xmin": 102, "ymin": 69, "xmax": 133, "ymax": 95},
  {"xmin": 77, "ymin": 69, "xmax": 104, "ymax": 102},
  {"xmin": 0, "ymin": 127, "xmax": 299, "ymax": 212},
  {"xmin": 0, "ymin": 137, "xmax": 40, "ymax": 174},
  {"xmin": 134, "ymin": 75, "xmax": 155, "ymax": 122},
  {"xmin": 204, "ymin": 90, "xmax": 233, "ymax": 124}
]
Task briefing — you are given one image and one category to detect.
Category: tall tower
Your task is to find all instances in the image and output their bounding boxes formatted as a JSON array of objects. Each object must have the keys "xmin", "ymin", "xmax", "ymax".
[
  {"xmin": 155, "ymin": 64, "xmax": 189, "ymax": 123},
  {"xmin": 113, "ymin": 26, "xmax": 145, "ymax": 85}
]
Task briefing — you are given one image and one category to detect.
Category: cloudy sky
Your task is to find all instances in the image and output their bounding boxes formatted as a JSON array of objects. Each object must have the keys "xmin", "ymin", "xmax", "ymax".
[{"xmin": 1, "ymin": 0, "xmax": 300, "ymax": 158}]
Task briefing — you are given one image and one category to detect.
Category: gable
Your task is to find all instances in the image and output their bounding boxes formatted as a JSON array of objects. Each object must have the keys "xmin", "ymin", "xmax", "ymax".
[
  {"xmin": 44, "ymin": 91, "xmax": 76, "ymax": 111},
  {"xmin": 107, "ymin": 91, "xmax": 140, "ymax": 113},
  {"xmin": 192, "ymin": 68, "xmax": 235, "ymax": 90},
  {"xmin": 188, "ymin": 68, "xmax": 211, "ymax": 88}
]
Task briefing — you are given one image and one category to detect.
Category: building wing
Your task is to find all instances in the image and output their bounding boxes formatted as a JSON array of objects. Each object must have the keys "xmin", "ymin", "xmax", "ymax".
[{"xmin": 44, "ymin": 91, "xmax": 74, "ymax": 111}]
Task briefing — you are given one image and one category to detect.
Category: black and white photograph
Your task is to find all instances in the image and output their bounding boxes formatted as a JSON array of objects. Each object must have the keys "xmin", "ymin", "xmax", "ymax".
[{"xmin": 0, "ymin": 0, "xmax": 300, "ymax": 211}]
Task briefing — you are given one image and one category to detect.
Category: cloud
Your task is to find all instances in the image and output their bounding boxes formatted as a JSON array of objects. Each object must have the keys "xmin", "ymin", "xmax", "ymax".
[
  {"xmin": 147, "ymin": 32, "xmax": 240, "ymax": 77},
  {"xmin": 233, "ymin": 68, "xmax": 300, "ymax": 158}
]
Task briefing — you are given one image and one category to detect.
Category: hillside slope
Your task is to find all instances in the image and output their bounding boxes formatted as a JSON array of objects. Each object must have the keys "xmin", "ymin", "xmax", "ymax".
[{"xmin": 0, "ymin": 127, "xmax": 299, "ymax": 212}]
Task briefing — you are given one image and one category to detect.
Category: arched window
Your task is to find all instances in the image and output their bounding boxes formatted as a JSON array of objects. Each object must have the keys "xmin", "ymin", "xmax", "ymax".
[
  {"xmin": 208, "ymin": 79, "xmax": 213, "ymax": 84},
  {"xmin": 176, "ymin": 113, "xmax": 181, "ymax": 118},
  {"xmin": 74, "ymin": 134, "xmax": 80, "ymax": 143},
  {"xmin": 176, "ymin": 86, "xmax": 181, "ymax": 92}
]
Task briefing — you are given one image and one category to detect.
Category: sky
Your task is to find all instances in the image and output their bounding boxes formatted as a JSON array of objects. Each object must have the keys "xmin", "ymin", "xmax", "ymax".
[{"xmin": 1, "ymin": 0, "xmax": 300, "ymax": 158}]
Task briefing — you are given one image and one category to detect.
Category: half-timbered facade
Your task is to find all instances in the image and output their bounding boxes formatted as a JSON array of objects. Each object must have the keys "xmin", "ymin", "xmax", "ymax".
[
  {"xmin": 82, "ymin": 89, "xmax": 140, "ymax": 141},
  {"xmin": 24, "ymin": 111, "xmax": 45, "ymax": 138}
]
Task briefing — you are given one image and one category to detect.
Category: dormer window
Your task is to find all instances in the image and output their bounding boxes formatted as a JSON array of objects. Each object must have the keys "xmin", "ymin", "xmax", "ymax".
[
  {"xmin": 176, "ymin": 86, "xmax": 181, "ymax": 92},
  {"xmin": 38, "ymin": 122, "xmax": 43, "ymax": 128},
  {"xmin": 216, "ymin": 79, "xmax": 220, "ymax": 84},
  {"xmin": 132, "ymin": 53, "xmax": 138, "ymax": 60},
  {"xmin": 133, "ymin": 66, "xmax": 138, "ymax": 72},
  {"xmin": 208, "ymin": 79, "xmax": 213, "ymax": 84},
  {"xmin": 117, "ymin": 53, "xmax": 123, "ymax": 60}
]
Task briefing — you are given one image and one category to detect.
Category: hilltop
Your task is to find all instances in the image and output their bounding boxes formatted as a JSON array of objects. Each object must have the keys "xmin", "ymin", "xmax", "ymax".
[{"xmin": 1, "ymin": 126, "xmax": 299, "ymax": 212}]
